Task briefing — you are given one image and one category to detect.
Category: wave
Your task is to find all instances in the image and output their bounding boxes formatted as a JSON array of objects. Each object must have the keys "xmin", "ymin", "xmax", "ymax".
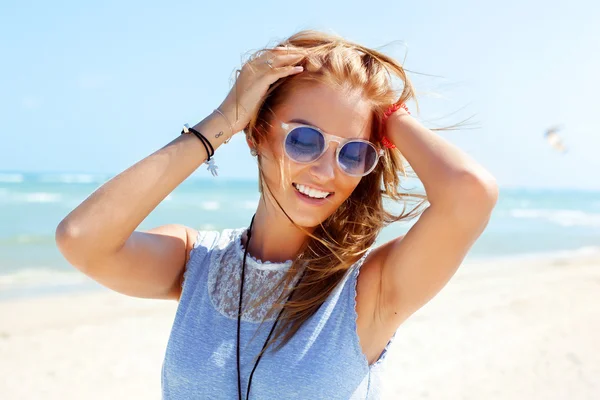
[
  {"xmin": 0, "ymin": 173, "xmax": 24, "ymax": 183},
  {"xmin": 508, "ymin": 208, "xmax": 600, "ymax": 227},
  {"xmin": 0, "ymin": 172, "xmax": 112, "ymax": 185},
  {"xmin": 38, "ymin": 173, "xmax": 108, "ymax": 184},
  {"xmin": 0, "ymin": 191, "xmax": 63, "ymax": 204},
  {"xmin": 0, "ymin": 267, "xmax": 89, "ymax": 289},
  {"xmin": 240, "ymin": 200, "xmax": 259, "ymax": 209},
  {"xmin": 0, "ymin": 234, "xmax": 55, "ymax": 245},
  {"xmin": 200, "ymin": 201, "xmax": 220, "ymax": 210},
  {"xmin": 468, "ymin": 245, "xmax": 600, "ymax": 263},
  {"xmin": 25, "ymin": 192, "xmax": 63, "ymax": 203}
]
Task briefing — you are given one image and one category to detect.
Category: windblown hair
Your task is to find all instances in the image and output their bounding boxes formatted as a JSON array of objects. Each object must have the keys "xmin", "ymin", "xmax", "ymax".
[{"xmin": 239, "ymin": 30, "xmax": 429, "ymax": 358}]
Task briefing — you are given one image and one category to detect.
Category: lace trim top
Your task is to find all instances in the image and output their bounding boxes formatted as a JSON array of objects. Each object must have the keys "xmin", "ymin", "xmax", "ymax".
[
  {"xmin": 163, "ymin": 228, "xmax": 397, "ymax": 399},
  {"xmin": 206, "ymin": 228, "xmax": 303, "ymax": 323}
]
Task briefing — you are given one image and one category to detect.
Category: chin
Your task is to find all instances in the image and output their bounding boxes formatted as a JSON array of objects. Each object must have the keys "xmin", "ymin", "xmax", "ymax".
[{"xmin": 285, "ymin": 210, "xmax": 328, "ymax": 230}]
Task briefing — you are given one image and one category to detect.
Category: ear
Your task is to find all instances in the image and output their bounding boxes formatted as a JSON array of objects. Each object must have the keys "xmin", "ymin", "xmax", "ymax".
[{"xmin": 246, "ymin": 136, "xmax": 259, "ymax": 157}]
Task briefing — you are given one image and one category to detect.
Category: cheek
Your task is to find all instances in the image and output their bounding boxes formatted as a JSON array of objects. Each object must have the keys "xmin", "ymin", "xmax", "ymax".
[
  {"xmin": 259, "ymin": 139, "xmax": 361, "ymax": 204},
  {"xmin": 335, "ymin": 179, "xmax": 361, "ymax": 203},
  {"xmin": 259, "ymin": 143, "xmax": 300, "ymax": 189}
]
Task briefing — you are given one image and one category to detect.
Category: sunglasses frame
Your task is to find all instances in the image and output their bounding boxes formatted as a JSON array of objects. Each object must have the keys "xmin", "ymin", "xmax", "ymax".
[{"xmin": 281, "ymin": 122, "xmax": 384, "ymax": 177}]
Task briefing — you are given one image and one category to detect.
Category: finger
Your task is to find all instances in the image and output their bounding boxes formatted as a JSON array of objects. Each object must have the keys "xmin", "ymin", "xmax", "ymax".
[
  {"xmin": 273, "ymin": 52, "xmax": 306, "ymax": 60},
  {"xmin": 256, "ymin": 52, "xmax": 305, "ymax": 71},
  {"xmin": 272, "ymin": 46, "xmax": 305, "ymax": 56},
  {"xmin": 244, "ymin": 49, "xmax": 305, "ymax": 75},
  {"xmin": 272, "ymin": 45, "xmax": 304, "ymax": 52},
  {"xmin": 255, "ymin": 47, "xmax": 306, "ymax": 64},
  {"xmin": 265, "ymin": 65, "xmax": 304, "ymax": 82}
]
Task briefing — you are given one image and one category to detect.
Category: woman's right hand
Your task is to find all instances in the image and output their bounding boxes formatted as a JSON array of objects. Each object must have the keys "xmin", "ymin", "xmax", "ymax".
[{"xmin": 217, "ymin": 46, "xmax": 306, "ymax": 135}]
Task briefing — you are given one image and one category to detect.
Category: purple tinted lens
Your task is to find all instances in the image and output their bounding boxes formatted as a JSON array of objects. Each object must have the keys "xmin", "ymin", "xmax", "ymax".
[
  {"xmin": 338, "ymin": 141, "xmax": 378, "ymax": 175},
  {"xmin": 285, "ymin": 127, "xmax": 325, "ymax": 162}
]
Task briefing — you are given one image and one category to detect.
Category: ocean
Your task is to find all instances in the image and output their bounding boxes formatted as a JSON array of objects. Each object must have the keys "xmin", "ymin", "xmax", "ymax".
[{"xmin": 1, "ymin": 171, "xmax": 599, "ymax": 300}]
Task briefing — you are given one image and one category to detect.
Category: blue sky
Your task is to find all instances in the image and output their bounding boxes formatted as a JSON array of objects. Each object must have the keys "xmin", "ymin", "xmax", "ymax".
[{"xmin": 1, "ymin": 0, "xmax": 599, "ymax": 190}]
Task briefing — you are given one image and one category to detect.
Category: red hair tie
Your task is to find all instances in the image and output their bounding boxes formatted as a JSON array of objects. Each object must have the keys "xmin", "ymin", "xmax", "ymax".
[{"xmin": 381, "ymin": 103, "xmax": 410, "ymax": 149}]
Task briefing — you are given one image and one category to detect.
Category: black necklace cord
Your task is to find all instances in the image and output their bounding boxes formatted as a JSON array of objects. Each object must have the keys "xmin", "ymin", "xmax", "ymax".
[
  {"xmin": 245, "ymin": 267, "xmax": 307, "ymax": 400},
  {"xmin": 237, "ymin": 214, "xmax": 255, "ymax": 400},
  {"xmin": 237, "ymin": 214, "xmax": 307, "ymax": 400}
]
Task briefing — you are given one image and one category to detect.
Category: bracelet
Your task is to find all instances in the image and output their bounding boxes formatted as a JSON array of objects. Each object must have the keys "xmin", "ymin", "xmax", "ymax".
[
  {"xmin": 383, "ymin": 103, "xmax": 410, "ymax": 120},
  {"xmin": 182, "ymin": 124, "xmax": 214, "ymax": 159},
  {"xmin": 213, "ymin": 109, "xmax": 235, "ymax": 143},
  {"xmin": 380, "ymin": 103, "xmax": 410, "ymax": 149},
  {"xmin": 181, "ymin": 124, "xmax": 219, "ymax": 176},
  {"xmin": 189, "ymin": 127, "xmax": 215, "ymax": 160}
]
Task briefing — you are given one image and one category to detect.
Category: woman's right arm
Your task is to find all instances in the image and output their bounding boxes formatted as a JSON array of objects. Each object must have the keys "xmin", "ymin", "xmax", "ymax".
[
  {"xmin": 55, "ymin": 46, "xmax": 306, "ymax": 301},
  {"xmin": 55, "ymin": 111, "xmax": 231, "ymax": 301}
]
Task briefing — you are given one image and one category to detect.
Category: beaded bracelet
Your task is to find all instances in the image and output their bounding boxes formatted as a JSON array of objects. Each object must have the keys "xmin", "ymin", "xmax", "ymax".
[{"xmin": 381, "ymin": 103, "xmax": 410, "ymax": 149}]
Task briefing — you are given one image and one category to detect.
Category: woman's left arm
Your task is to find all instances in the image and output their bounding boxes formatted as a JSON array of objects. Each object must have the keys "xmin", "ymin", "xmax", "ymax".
[{"xmin": 371, "ymin": 108, "xmax": 499, "ymax": 326}]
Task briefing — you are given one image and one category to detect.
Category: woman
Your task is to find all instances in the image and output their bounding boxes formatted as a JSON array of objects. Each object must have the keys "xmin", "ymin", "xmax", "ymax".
[{"xmin": 56, "ymin": 30, "xmax": 498, "ymax": 399}]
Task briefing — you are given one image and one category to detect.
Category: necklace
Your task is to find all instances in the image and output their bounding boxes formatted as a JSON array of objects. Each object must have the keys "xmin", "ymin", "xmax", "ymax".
[{"xmin": 236, "ymin": 214, "xmax": 307, "ymax": 400}]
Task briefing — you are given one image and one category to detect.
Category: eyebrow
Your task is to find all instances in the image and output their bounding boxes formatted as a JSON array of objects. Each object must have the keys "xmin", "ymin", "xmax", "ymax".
[
  {"xmin": 288, "ymin": 118, "xmax": 370, "ymax": 141},
  {"xmin": 288, "ymin": 118, "xmax": 323, "ymax": 131}
]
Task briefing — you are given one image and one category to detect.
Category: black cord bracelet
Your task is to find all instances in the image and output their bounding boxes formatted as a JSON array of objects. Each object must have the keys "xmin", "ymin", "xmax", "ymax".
[
  {"xmin": 189, "ymin": 129, "xmax": 211, "ymax": 160},
  {"xmin": 181, "ymin": 124, "xmax": 214, "ymax": 161},
  {"xmin": 189, "ymin": 127, "xmax": 215, "ymax": 159}
]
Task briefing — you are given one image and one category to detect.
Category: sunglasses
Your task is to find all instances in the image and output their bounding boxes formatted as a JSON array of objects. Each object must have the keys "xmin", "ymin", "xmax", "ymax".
[{"xmin": 281, "ymin": 122, "xmax": 384, "ymax": 177}]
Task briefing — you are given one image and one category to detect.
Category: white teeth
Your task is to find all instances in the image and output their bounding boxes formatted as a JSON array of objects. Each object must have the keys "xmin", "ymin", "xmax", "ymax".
[{"xmin": 294, "ymin": 183, "xmax": 330, "ymax": 199}]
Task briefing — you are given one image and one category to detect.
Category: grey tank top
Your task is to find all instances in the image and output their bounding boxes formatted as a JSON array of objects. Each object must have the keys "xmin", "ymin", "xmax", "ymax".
[{"xmin": 161, "ymin": 228, "xmax": 397, "ymax": 399}]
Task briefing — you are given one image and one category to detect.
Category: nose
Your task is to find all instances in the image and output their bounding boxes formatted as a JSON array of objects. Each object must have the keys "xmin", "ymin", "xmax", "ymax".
[{"xmin": 309, "ymin": 146, "xmax": 336, "ymax": 182}]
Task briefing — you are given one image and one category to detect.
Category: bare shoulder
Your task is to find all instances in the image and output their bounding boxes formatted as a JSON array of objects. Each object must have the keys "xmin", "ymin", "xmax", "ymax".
[
  {"xmin": 173, "ymin": 225, "xmax": 200, "ymax": 300},
  {"xmin": 71, "ymin": 223, "xmax": 200, "ymax": 301},
  {"xmin": 144, "ymin": 224, "xmax": 199, "ymax": 257}
]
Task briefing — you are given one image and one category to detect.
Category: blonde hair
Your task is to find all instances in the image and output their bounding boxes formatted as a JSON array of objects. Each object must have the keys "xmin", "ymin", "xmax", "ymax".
[{"xmin": 240, "ymin": 30, "xmax": 428, "ymax": 358}]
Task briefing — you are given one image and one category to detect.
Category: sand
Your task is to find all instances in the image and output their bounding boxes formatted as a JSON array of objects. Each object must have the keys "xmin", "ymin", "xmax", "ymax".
[{"xmin": 1, "ymin": 253, "xmax": 599, "ymax": 399}]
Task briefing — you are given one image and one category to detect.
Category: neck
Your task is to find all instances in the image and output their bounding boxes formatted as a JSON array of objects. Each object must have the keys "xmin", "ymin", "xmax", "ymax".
[{"xmin": 243, "ymin": 196, "xmax": 312, "ymax": 263}]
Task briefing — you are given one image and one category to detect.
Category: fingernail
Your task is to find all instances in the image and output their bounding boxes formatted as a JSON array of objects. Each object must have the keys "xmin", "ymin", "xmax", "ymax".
[{"xmin": 293, "ymin": 66, "xmax": 304, "ymax": 72}]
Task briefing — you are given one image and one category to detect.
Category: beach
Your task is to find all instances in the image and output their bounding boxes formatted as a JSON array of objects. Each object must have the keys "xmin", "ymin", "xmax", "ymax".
[
  {"xmin": 3, "ymin": 0, "xmax": 600, "ymax": 397},
  {"xmin": 2, "ymin": 173, "xmax": 599, "ymax": 398},
  {"xmin": 2, "ymin": 252, "xmax": 599, "ymax": 400}
]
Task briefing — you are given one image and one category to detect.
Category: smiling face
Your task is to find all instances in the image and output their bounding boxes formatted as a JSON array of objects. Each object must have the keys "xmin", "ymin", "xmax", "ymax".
[{"xmin": 256, "ymin": 82, "xmax": 374, "ymax": 228}]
